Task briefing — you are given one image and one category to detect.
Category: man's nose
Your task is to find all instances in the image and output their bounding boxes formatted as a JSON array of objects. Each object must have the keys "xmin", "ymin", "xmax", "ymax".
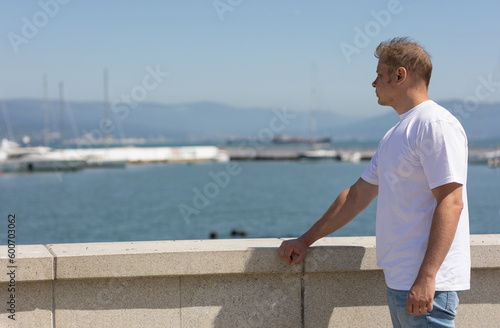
[{"xmin": 372, "ymin": 79, "xmax": 377, "ymax": 88}]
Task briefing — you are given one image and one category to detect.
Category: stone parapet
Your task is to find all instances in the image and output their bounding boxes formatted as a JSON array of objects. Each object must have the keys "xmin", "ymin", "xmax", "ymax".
[{"xmin": 0, "ymin": 235, "xmax": 499, "ymax": 327}]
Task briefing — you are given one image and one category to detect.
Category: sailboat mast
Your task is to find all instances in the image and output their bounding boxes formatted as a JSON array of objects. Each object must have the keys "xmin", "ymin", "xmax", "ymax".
[
  {"xmin": 309, "ymin": 62, "xmax": 317, "ymax": 145},
  {"xmin": 0, "ymin": 92, "xmax": 15, "ymax": 142},
  {"xmin": 103, "ymin": 69, "xmax": 110, "ymax": 148},
  {"xmin": 43, "ymin": 74, "xmax": 49, "ymax": 146},
  {"xmin": 59, "ymin": 81, "xmax": 65, "ymax": 148}
]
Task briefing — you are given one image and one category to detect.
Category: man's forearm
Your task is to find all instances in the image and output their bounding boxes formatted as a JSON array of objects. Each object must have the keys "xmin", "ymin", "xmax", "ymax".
[
  {"xmin": 300, "ymin": 187, "xmax": 352, "ymax": 247},
  {"xmin": 300, "ymin": 179, "xmax": 377, "ymax": 247}
]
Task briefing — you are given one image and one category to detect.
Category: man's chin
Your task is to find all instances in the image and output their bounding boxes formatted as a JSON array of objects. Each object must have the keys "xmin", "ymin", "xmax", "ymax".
[{"xmin": 377, "ymin": 98, "xmax": 389, "ymax": 106}]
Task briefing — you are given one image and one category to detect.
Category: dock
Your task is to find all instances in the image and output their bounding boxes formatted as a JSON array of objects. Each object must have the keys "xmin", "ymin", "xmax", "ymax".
[{"xmin": 223, "ymin": 144, "xmax": 376, "ymax": 161}]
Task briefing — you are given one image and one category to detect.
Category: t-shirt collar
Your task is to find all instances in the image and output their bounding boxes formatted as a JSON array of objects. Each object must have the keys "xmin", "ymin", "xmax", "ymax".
[{"xmin": 399, "ymin": 100, "xmax": 433, "ymax": 121}]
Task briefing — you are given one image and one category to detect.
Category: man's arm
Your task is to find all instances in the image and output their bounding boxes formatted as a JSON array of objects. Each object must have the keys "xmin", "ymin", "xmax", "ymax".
[
  {"xmin": 278, "ymin": 178, "xmax": 378, "ymax": 265},
  {"xmin": 406, "ymin": 182, "xmax": 464, "ymax": 316}
]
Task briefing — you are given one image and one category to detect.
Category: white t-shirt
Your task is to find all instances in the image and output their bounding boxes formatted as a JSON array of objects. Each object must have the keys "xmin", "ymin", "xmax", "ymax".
[{"xmin": 361, "ymin": 100, "xmax": 470, "ymax": 291}]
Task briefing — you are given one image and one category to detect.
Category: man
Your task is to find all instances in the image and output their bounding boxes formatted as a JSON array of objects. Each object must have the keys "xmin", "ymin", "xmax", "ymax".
[{"xmin": 278, "ymin": 37, "xmax": 470, "ymax": 328}]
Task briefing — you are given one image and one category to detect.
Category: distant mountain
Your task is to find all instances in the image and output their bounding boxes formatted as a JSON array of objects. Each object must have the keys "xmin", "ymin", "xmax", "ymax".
[
  {"xmin": 440, "ymin": 100, "xmax": 500, "ymax": 141},
  {"xmin": 333, "ymin": 100, "xmax": 500, "ymax": 142},
  {"xmin": 0, "ymin": 99, "xmax": 358, "ymax": 144},
  {"xmin": 0, "ymin": 98, "xmax": 498, "ymax": 145}
]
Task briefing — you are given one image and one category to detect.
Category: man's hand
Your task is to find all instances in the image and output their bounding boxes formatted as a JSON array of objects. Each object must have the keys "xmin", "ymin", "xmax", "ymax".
[
  {"xmin": 278, "ymin": 238, "xmax": 308, "ymax": 265},
  {"xmin": 406, "ymin": 276, "xmax": 435, "ymax": 315}
]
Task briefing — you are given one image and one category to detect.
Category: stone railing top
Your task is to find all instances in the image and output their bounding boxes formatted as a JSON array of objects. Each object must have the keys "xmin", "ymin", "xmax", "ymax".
[
  {"xmin": 0, "ymin": 244, "xmax": 53, "ymax": 282},
  {"xmin": 46, "ymin": 238, "xmax": 300, "ymax": 279},
  {"xmin": 0, "ymin": 235, "xmax": 498, "ymax": 282}
]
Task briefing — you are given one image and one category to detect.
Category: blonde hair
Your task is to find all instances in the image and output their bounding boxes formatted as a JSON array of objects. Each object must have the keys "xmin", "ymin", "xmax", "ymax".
[{"xmin": 375, "ymin": 37, "xmax": 432, "ymax": 88}]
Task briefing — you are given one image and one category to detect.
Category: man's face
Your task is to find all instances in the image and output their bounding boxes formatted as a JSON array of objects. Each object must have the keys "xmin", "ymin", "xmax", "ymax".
[{"xmin": 372, "ymin": 56, "xmax": 396, "ymax": 107}]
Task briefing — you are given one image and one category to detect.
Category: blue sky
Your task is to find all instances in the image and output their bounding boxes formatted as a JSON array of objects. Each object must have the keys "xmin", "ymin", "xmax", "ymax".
[{"xmin": 1, "ymin": 0, "xmax": 500, "ymax": 118}]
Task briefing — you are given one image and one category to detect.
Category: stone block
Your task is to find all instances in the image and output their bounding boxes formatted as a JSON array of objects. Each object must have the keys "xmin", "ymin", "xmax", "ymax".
[
  {"xmin": 0, "ymin": 281, "xmax": 52, "ymax": 328},
  {"xmin": 470, "ymin": 234, "xmax": 500, "ymax": 268},
  {"xmin": 0, "ymin": 245, "xmax": 53, "ymax": 282},
  {"xmin": 48, "ymin": 238, "xmax": 300, "ymax": 280},
  {"xmin": 303, "ymin": 236, "xmax": 378, "ymax": 272},
  {"xmin": 456, "ymin": 304, "xmax": 499, "ymax": 328},
  {"xmin": 54, "ymin": 276, "xmax": 180, "ymax": 328},
  {"xmin": 181, "ymin": 273, "xmax": 302, "ymax": 328},
  {"xmin": 304, "ymin": 271, "xmax": 390, "ymax": 327},
  {"xmin": 457, "ymin": 268, "xmax": 500, "ymax": 327}
]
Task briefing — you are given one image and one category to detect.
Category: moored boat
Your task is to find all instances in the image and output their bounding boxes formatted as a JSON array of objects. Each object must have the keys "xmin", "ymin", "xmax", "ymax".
[{"xmin": 0, "ymin": 139, "xmax": 86, "ymax": 173}]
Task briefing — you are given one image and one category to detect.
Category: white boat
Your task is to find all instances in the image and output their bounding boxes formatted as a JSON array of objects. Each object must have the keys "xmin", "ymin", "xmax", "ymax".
[
  {"xmin": 0, "ymin": 139, "xmax": 86, "ymax": 173},
  {"xmin": 299, "ymin": 149, "xmax": 340, "ymax": 160},
  {"xmin": 340, "ymin": 151, "xmax": 362, "ymax": 162},
  {"xmin": 84, "ymin": 154, "xmax": 127, "ymax": 168},
  {"xmin": 488, "ymin": 156, "xmax": 500, "ymax": 168},
  {"xmin": 56, "ymin": 145, "xmax": 229, "ymax": 166}
]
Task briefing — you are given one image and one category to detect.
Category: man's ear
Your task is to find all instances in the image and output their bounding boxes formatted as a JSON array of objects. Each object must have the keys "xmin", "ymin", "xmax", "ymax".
[{"xmin": 396, "ymin": 67, "xmax": 407, "ymax": 84}]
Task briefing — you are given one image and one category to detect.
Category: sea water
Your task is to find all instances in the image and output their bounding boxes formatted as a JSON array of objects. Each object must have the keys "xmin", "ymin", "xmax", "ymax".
[{"xmin": 1, "ymin": 160, "xmax": 499, "ymax": 245}]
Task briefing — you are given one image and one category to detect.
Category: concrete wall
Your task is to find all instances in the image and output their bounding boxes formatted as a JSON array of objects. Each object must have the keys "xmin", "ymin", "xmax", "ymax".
[{"xmin": 1, "ymin": 235, "xmax": 499, "ymax": 328}]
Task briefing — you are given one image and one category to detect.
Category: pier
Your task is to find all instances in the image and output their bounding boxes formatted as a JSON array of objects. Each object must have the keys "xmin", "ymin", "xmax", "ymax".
[
  {"xmin": 2, "ymin": 139, "xmax": 499, "ymax": 174},
  {"xmin": 223, "ymin": 144, "xmax": 376, "ymax": 161}
]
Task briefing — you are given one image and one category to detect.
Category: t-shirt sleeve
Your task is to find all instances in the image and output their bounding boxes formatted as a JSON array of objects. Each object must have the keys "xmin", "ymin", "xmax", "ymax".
[
  {"xmin": 361, "ymin": 149, "xmax": 380, "ymax": 185},
  {"xmin": 418, "ymin": 120, "xmax": 468, "ymax": 190}
]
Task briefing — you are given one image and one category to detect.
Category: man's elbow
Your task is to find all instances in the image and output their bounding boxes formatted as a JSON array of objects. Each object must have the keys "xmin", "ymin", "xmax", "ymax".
[
  {"xmin": 453, "ymin": 199, "xmax": 464, "ymax": 216},
  {"xmin": 346, "ymin": 186, "xmax": 373, "ymax": 211},
  {"xmin": 448, "ymin": 190, "xmax": 464, "ymax": 214},
  {"xmin": 440, "ymin": 197, "xmax": 464, "ymax": 218}
]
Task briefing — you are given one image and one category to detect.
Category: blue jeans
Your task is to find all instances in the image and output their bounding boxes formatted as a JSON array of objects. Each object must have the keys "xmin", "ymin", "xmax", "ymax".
[{"xmin": 386, "ymin": 287, "xmax": 460, "ymax": 328}]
